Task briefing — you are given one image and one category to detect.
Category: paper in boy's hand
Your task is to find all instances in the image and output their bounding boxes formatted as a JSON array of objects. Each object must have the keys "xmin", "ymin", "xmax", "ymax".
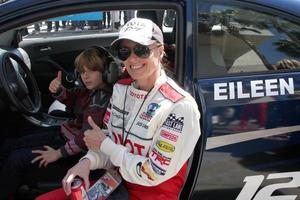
[{"xmin": 87, "ymin": 170, "xmax": 121, "ymax": 200}]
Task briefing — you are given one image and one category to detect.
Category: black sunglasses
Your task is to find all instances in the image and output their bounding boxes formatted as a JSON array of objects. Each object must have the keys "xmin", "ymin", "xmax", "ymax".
[{"xmin": 117, "ymin": 44, "xmax": 161, "ymax": 61}]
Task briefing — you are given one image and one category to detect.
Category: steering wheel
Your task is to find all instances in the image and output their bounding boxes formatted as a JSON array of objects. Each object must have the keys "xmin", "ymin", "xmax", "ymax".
[{"xmin": 0, "ymin": 52, "xmax": 41, "ymax": 115}]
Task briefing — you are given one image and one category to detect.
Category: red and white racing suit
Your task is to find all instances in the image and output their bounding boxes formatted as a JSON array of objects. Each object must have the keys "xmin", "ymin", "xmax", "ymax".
[{"xmin": 84, "ymin": 70, "xmax": 201, "ymax": 200}]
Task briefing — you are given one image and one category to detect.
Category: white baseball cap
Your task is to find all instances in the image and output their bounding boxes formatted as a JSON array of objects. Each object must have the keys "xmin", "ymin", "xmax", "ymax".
[{"xmin": 110, "ymin": 18, "xmax": 164, "ymax": 54}]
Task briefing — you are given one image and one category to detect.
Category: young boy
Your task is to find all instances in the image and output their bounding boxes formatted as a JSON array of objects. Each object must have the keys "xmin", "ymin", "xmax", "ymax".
[{"xmin": 0, "ymin": 47, "xmax": 113, "ymax": 199}]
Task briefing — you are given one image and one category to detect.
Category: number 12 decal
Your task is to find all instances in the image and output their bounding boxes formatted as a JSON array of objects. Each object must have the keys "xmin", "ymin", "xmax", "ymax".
[{"xmin": 236, "ymin": 171, "xmax": 300, "ymax": 200}]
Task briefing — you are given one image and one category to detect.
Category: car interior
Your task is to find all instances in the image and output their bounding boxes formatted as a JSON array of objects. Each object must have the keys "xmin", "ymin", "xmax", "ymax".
[{"xmin": 0, "ymin": 8, "xmax": 180, "ymax": 199}]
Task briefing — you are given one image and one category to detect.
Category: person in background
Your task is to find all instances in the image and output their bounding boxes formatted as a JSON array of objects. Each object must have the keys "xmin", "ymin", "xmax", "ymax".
[
  {"xmin": 71, "ymin": 20, "xmax": 85, "ymax": 31},
  {"xmin": 0, "ymin": 47, "xmax": 113, "ymax": 199},
  {"xmin": 36, "ymin": 17, "xmax": 201, "ymax": 200},
  {"xmin": 34, "ymin": 23, "xmax": 40, "ymax": 33},
  {"xmin": 123, "ymin": 10, "xmax": 135, "ymax": 23},
  {"xmin": 111, "ymin": 10, "xmax": 120, "ymax": 30},
  {"xmin": 103, "ymin": 11, "xmax": 111, "ymax": 29}
]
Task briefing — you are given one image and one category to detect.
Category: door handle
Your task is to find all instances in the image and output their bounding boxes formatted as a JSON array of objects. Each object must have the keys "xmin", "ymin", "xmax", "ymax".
[{"xmin": 39, "ymin": 46, "xmax": 52, "ymax": 52}]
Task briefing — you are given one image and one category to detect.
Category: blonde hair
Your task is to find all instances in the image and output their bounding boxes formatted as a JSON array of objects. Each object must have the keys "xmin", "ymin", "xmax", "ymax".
[{"xmin": 74, "ymin": 48, "xmax": 107, "ymax": 73}]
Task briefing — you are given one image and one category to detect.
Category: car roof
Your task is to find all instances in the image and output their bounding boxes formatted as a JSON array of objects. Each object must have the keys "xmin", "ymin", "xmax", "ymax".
[{"xmin": 0, "ymin": 0, "xmax": 299, "ymax": 21}]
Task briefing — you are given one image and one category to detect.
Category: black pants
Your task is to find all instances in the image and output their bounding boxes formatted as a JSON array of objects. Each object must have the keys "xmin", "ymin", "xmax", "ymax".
[
  {"xmin": 107, "ymin": 182, "xmax": 128, "ymax": 200},
  {"xmin": 0, "ymin": 127, "xmax": 81, "ymax": 199}
]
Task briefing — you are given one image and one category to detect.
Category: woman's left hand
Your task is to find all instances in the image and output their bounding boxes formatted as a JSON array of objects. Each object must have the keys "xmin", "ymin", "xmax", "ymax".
[{"xmin": 84, "ymin": 116, "xmax": 107, "ymax": 151}]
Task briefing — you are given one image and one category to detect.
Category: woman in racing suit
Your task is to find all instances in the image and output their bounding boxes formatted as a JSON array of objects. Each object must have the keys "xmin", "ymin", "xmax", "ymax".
[{"xmin": 36, "ymin": 17, "xmax": 201, "ymax": 200}]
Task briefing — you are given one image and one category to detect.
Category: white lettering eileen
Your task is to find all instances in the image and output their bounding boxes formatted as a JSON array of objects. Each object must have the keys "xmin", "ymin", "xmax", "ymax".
[{"xmin": 214, "ymin": 78, "xmax": 294, "ymax": 100}]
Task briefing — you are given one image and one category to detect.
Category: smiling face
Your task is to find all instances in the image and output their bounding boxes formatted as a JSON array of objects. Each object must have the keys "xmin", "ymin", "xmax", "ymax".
[
  {"xmin": 80, "ymin": 66, "xmax": 104, "ymax": 90},
  {"xmin": 75, "ymin": 48, "xmax": 107, "ymax": 90},
  {"xmin": 120, "ymin": 40, "xmax": 164, "ymax": 90}
]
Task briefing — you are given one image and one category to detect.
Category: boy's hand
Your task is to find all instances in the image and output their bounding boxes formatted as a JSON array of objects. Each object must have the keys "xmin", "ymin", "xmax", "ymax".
[
  {"xmin": 31, "ymin": 146, "xmax": 62, "ymax": 168},
  {"xmin": 84, "ymin": 116, "xmax": 107, "ymax": 151},
  {"xmin": 49, "ymin": 70, "xmax": 62, "ymax": 93}
]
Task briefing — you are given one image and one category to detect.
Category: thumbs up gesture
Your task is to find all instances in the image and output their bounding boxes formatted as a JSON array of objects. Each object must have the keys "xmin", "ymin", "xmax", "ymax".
[
  {"xmin": 49, "ymin": 71, "xmax": 62, "ymax": 93},
  {"xmin": 83, "ymin": 116, "xmax": 107, "ymax": 151}
]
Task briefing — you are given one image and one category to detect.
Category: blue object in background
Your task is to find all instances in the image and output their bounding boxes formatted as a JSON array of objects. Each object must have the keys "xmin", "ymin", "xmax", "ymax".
[{"xmin": 49, "ymin": 11, "xmax": 103, "ymax": 21}]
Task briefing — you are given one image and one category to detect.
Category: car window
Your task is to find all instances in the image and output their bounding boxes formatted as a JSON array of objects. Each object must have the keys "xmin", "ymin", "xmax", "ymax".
[
  {"xmin": 19, "ymin": 8, "xmax": 177, "ymax": 75},
  {"xmin": 22, "ymin": 9, "xmax": 176, "ymax": 39},
  {"xmin": 196, "ymin": 2, "xmax": 300, "ymax": 77},
  {"xmin": 22, "ymin": 10, "xmax": 134, "ymax": 38},
  {"xmin": 21, "ymin": 9, "xmax": 176, "ymax": 43}
]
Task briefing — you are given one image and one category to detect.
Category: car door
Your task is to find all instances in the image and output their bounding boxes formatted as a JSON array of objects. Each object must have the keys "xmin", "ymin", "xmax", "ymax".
[{"xmin": 193, "ymin": 1, "xmax": 300, "ymax": 199}]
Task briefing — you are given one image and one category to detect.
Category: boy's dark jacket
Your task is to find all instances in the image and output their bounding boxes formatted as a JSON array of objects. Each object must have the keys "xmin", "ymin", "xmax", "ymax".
[{"xmin": 53, "ymin": 86, "xmax": 111, "ymax": 157}]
